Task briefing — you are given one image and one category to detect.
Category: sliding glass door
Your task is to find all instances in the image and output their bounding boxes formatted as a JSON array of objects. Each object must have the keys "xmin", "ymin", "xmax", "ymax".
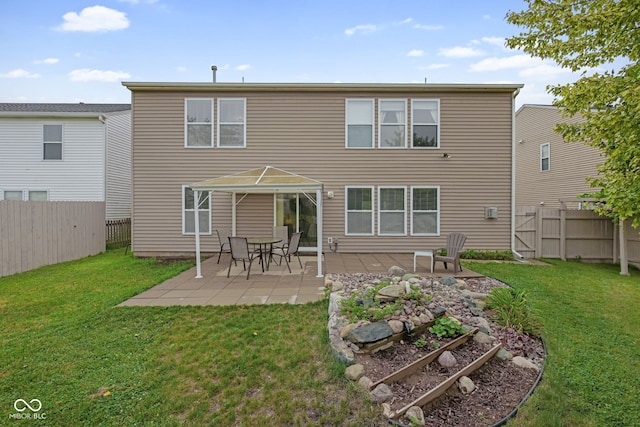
[{"xmin": 275, "ymin": 193, "xmax": 317, "ymax": 250}]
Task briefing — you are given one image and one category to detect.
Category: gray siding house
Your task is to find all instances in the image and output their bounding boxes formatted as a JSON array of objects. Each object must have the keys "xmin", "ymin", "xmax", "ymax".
[
  {"xmin": 123, "ymin": 82, "xmax": 522, "ymax": 260},
  {"xmin": 515, "ymin": 104, "xmax": 602, "ymax": 209},
  {"xmin": 0, "ymin": 103, "xmax": 132, "ymax": 220}
]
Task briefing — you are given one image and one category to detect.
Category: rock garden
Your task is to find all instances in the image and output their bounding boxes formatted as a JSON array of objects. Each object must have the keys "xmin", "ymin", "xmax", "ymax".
[{"xmin": 326, "ymin": 266, "xmax": 545, "ymax": 426}]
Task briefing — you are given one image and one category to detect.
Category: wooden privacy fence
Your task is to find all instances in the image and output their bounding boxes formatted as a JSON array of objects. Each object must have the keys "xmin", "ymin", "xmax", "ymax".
[
  {"xmin": 106, "ymin": 218, "xmax": 131, "ymax": 248},
  {"xmin": 0, "ymin": 201, "xmax": 105, "ymax": 278},
  {"xmin": 515, "ymin": 204, "xmax": 640, "ymax": 266}
]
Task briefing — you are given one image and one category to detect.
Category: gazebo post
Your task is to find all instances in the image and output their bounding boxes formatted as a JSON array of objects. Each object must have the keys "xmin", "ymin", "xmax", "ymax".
[
  {"xmin": 194, "ymin": 189, "xmax": 203, "ymax": 279},
  {"xmin": 316, "ymin": 188, "xmax": 323, "ymax": 277}
]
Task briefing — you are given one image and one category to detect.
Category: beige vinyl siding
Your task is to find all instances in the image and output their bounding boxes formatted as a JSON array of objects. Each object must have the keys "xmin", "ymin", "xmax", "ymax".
[
  {"xmin": 515, "ymin": 105, "xmax": 602, "ymax": 208},
  {"xmin": 105, "ymin": 111, "xmax": 132, "ymax": 219},
  {"xmin": 129, "ymin": 88, "xmax": 515, "ymax": 256}
]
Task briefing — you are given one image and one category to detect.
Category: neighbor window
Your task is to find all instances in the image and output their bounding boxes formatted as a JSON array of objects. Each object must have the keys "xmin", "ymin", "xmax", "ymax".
[
  {"xmin": 541, "ymin": 143, "xmax": 550, "ymax": 171},
  {"xmin": 412, "ymin": 100, "xmax": 439, "ymax": 148},
  {"xmin": 378, "ymin": 186, "xmax": 406, "ymax": 235},
  {"xmin": 346, "ymin": 186, "xmax": 374, "ymax": 235},
  {"xmin": 182, "ymin": 186, "xmax": 211, "ymax": 234},
  {"xmin": 3, "ymin": 190, "xmax": 23, "ymax": 200},
  {"xmin": 28, "ymin": 191, "xmax": 48, "ymax": 201},
  {"xmin": 185, "ymin": 99, "xmax": 214, "ymax": 147},
  {"xmin": 218, "ymin": 98, "xmax": 246, "ymax": 147},
  {"xmin": 379, "ymin": 100, "xmax": 407, "ymax": 148},
  {"xmin": 43, "ymin": 124, "xmax": 63, "ymax": 160},
  {"xmin": 346, "ymin": 99, "xmax": 374, "ymax": 148},
  {"xmin": 411, "ymin": 186, "xmax": 439, "ymax": 235}
]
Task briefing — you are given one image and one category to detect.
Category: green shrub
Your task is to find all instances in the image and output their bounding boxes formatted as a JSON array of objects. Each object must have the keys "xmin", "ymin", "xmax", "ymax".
[
  {"xmin": 460, "ymin": 249, "xmax": 514, "ymax": 260},
  {"xmin": 486, "ymin": 287, "xmax": 542, "ymax": 335},
  {"xmin": 429, "ymin": 316, "xmax": 464, "ymax": 338}
]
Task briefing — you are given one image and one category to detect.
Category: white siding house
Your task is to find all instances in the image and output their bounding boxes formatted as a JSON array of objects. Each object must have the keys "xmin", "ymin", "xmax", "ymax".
[{"xmin": 0, "ymin": 103, "xmax": 132, "ymax": 219}]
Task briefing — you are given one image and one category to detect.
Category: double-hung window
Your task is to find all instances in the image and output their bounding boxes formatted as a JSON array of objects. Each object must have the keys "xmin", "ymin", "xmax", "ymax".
[
  {"xmin": 411, "ymin": 186, "xmax": 439, "ymax": 235},
  {"xmin": 540, "ymin": 143, "xmax": 550, "ymax": 171},
  {"xmin": 379, "ymin": 99, "xmax": 407, "ymax": 148},
  {"xmin": 218, "ymin": 98, "xmax": 246, "ymax": 147},
  {"xmin": 345, "ymin": 186, "xmax": 374, "ymax": 235},
  {"xmin": 346, "ymin": 99, "xmax": 374, "ymax": 148},
  {"xmin": 182, "ymin": 186, "xmax": 211, "ymax": 234},
  {"xmin": 43, "ymin": 124, "xmax": 63, "ymax": 160},
  {"xmin": 378, "ymin": 186, "xmax": 406, "ymax": 235},
  {"xmin": 185, "ymin": 99, "xmax": 214, "ymax": 147},
  {"xmin": 412, "ymin": 100, "xmax": 439, "ymax": 148}
]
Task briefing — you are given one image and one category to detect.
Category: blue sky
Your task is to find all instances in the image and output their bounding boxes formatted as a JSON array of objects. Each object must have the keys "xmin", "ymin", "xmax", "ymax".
[{"xmin": 0, "ymin": 1, "xmax": 592, "ymax": 107}]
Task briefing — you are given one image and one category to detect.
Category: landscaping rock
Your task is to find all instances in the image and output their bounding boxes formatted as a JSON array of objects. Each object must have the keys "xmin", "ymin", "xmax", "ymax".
[
  {"xmin": 371, "ymin": 383, "xmax": 393, "ymax": 403},
  {"xmin": 437, "ymin": 350, "xmax": 457, "ymax": 368},
  {"xmin": 388, "ymin": 266, "xmax": 406, "ymax": 277},
  {"xmin": 405, "ymin": 406, "xmax": 426, "ymax": 425},
  {"xmin": 458, "ymin": 376, "xmax": 476, "ymax": 394},
  {"xmin": 358, "ymin": 375, "xmax": 373, "ymax": 391},
  {"xmin": 467, "ymin": 316, "xmax": 492, "ymax": 334},
  {"xmin": 347, "ymin": 322, "xmax": 394, "ymax": 344},
  {"xmin": 402, "ymin": 273, "xmax": 420, "ymax": 282},
  {"xmin": 440, "ymin": 276, "xmax": 457, "ymax": 286},
  {"xmin": 512, "ymin": 356, "xmax": 540, "ymax": 371},
  {"xmin": 497, "ymin": 348, "xmax": 514, "ymax": 361},
  {"xmin": 328, "ymin": 292, "xmax": 345, "ymax": 315},
  {"xmin": 382, "ymin": 403, "xmax": 394, "ymax": 418},
  {"xmin": 473, "ymin": 331, "xmax": 495, "ymax": 344},
  {"xmin": 329, "ymin": 334, "xmax": 355, "ymax": 365},
  {"xmin": 431, "ymin": 306, "xmax": 447, "ymax": 317},
  {"xmin": 331, "ymin": 280, "xmax": 344, "ymax": 291},
  {"xmin": 340, "ymin": 323, "xmax": 360, "ymax": 339},
  {"xmin": 387, "ymin": 319, "xmax": 404, "ymax": 334},
  {"xmin": 345, "ymin": 363, "xmax": 365, "ymax": 381},
  {"xmin": 419, "ymin": 311, "xmax": 434, "ymax": 324},
  {"xmin": 375, "ymin": 284, "xmax": 405, "ymax": 301}
]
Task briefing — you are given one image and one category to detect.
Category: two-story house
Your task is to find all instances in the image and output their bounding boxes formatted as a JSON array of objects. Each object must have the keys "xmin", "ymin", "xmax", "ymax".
[
  {"xmin": 0, "ymin": 103, "xmax": 132, "ymax": 219},
  {"xmin": 122, "ymin": 82, "xmax": 522, "ymax": 269},
  {"xmin": 515, "ymin": 104, "xmax": 603, "ymax": 209}
]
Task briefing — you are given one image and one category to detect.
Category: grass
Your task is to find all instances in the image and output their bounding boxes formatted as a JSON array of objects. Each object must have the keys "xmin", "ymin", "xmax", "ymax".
[
  {"xmin": 2, "ymin": 251, "xmax": 639, "ymax": 426},
  {"xmin": 466, "ymin": 259, "xmax": 640, "ymax": 427},
  {"xmin": 0, "ymin": 249, "xmax": 383, "ymax": 426}
]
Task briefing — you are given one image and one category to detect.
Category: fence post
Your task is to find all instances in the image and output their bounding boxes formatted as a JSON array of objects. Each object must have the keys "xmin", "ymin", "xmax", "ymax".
[
  {"xmin": 535, "ymin": 206, "xmax": 543, "ymax": 258},
  {"xmin": 620, "ymin": 218, "xmax": 629, "ymax": 275},
  {"xmin": 560, "ymin": 201, "xmax": 567, "ymax": 261}
]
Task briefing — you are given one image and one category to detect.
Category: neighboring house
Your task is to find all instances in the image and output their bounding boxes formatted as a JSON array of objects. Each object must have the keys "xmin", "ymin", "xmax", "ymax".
[
  {"xmin": 515, "ymin": 104, "xmax": 603, "ymax": 209},
  {"xmin": 0, "ymin": 103, "xmax": 132, "ymax": 219},
  {"xmin": 122, "ymin": 81, "xmax": 522, "ymax": 261}
]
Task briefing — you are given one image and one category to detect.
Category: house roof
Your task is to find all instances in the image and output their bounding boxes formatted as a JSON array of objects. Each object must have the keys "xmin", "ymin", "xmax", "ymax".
[
  {"xmin": 122, "ymin": 82, "xmax": 523, "ymax": 94},
  {"xmin": 0, "ymin": 103, "xmax": 131, "ymax": 118},
  {"xmin": 190, "ymin": 166, "xmax": 323, "ymax": 193}
]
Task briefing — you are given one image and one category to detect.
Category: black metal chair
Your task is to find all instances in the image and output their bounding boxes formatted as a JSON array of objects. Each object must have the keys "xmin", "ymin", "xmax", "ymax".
[{"xmin": 216, "ymin": 229, "xmax": 232, "ymax": 264}]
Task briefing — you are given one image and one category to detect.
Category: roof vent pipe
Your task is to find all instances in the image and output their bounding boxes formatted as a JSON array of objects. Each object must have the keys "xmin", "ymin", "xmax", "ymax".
[{"xmin": 211, "ymin": 65, "xmax": 217, "ymax": 83}]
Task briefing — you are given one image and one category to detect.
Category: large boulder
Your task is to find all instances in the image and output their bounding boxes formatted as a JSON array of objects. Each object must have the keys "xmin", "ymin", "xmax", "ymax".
[{"xmin": 347, "ymin": 322, "xmax": 394, "ymax": 345}]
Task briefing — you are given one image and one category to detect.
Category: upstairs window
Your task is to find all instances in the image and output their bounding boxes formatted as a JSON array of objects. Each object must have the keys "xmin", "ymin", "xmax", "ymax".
[
  {"xmin": 43, "ymin": 124, "xmax": 63, "ymax": 160},
  {"xmin": 379, "ymin": 100, "xmax": 407, "ymax": 148},
  {"xmin": 185, "ymin": 99, "xmax": 214, "ymax": 147},
  {"xmin": 346, "ymin": 99, "xmax": 374, "ymax": 148},
  {"xmin": 346, "ymin": 186, "xmax": 374, "ymax": 235},
  {"xmin": 378, "ymin": 186, "xmax": 407, "ymax": 235},
  {"xmin": 412, "ymin": 100, "xmax": 439, "ymax": 148},
  {"xmin": 218, "ymin": 98, "xmax": 246, "ymax": 148},
  {"xmin": 541, "ymin": 143, "xmax": 550, "ymax": 171}
]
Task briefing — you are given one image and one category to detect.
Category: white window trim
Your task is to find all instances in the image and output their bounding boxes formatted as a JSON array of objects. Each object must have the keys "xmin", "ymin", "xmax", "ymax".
[
  {"xmin": 184, "ymin": 98, "xmax": 214, "ymax": 148},
  {"xmin": 345, "ymin": 98, "xmax": 375, "ymax": 149},
  {"xmin": 378, "ymin": 99, "xmax": 407, "ymax": 149},
  {"xmin": 182, "ymin": 185, "xmax": 212, "ymax": 235},
  {"xmin": 345, "ymin": 185, "xmax": 375, "ymax": 236},
  {"xmin": 43, "ymin": 123, "xmax": 63, "ymax": 161},
  {"xmin": 378, "ymin": 186, "xmax": 407, "ymax": 236},
  {"xmin": 217, "ymin": 98, "xmax": 246, "ymax": 148},
  {"xmin": 410, "ymin": 185, "xmax": 440, "ymax": 236},
  {"xmin": 411, "ymin": 99, "xmax": 440, "ymax": 149},
  {"xmin": 540, "ymin": 143, "xmax": 550, "ymax": 171}
]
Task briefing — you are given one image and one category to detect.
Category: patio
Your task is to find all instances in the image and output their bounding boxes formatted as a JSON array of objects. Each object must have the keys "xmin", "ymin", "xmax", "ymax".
[{"xmin": 119, "ymin": 252, "xmax": 482, "ymax": 307}]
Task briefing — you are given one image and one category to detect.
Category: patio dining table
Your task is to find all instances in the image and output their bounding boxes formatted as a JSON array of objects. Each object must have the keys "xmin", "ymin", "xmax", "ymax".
[{"xmin": 247, "ymin": 236, "xmax": 282, "ymax": 272}]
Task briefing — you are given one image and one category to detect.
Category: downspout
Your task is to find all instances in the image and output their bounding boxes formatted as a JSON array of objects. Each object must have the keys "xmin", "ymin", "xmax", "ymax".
[{"xmin": 511, "ymin": 89, "xmax": 525, "ymax": 261}]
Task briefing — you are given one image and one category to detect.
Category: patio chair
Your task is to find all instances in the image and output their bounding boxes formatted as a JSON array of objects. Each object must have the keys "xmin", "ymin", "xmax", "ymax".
[
  {"xmin": 433, "ymin": 233, "xmax": 467, "ymax": 274},
  {"xmin": 216, "ymin": 229, "xmax": 232, "ymax": 264},
  {"xmin": 227, "ymin": 237, "xmax": 261, "ymax": 279},
  {"xmin": 272, "ymin": 232, "xmax": 303, "ymax": 273},
  {"xmin": 272, "ymin": 225, "xmax": 289, "ymax": 250}
]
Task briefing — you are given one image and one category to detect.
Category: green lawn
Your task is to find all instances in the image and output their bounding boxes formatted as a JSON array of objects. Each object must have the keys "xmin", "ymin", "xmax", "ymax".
[{"xmin": 1, "ymin": 251, "xmax": 638, "ymax": 426}]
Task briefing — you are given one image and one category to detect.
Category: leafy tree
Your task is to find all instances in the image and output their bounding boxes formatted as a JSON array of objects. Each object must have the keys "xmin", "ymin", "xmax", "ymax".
[{"xmin": 506, "ymin": 0, "xmax": 640, "ymax": 226}]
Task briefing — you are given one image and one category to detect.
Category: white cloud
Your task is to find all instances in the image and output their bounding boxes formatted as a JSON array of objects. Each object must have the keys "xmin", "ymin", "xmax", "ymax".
[
  {"xmin": 417, "ymin": 64, "xmax": 449, "ymax": 70},
  {"xmin": 176, "ymin": 66, "xmax": 188, "ymax": 72},
  {"xmin": 438, "ymin": 46, "xmax": 485, "ymax": 58},
  {"xmin": 397, "ymin": 18, "xmax": 413, "ymax": 25},
  {"xmin": 469, "ymin": 54, "xmax": 541, "ymax": 72},
  {"xmin": 407, "ymin": 50, "xmax": 424, "ymax": 57},
  {"xmin": 118, "ymin": 0, "xmax": 158, "ymax": 4},
  {"xmin": 345, "ymin": 24, "xmax": 377, "ymax": 36},
  {"xmin": 481, "ymin": 37, "xmax": 506, "ymax": 48},
  {"xmin": 33, "ymin": 58, "xmax": 59, "ymax": 65},
  {"xmin": 68, "ymin": 68, "xmax": 130, "ymax": 82},
  {"xmin": 0, "ymin": 69, "xmax": 40, "ymax": 79},
  {"xmin": 413, "ymin": 24, "xmax": 444, "ymax": 31},
  {"xmin": 57, "ymin": 6, "xmax": 130, "ymax": 32},
  {"xmin": 519, "ymin": 63, "xmax": 571, "ymax": 79},
  {"xmin": 236, "ymin": 64, "xmax": 251, "ymax": 71}
]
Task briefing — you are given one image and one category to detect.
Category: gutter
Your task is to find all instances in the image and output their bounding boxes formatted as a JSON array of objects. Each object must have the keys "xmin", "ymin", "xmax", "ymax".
[{"xmin": 511, "ymin": 88, "xmax": 525, "ymax": 261}]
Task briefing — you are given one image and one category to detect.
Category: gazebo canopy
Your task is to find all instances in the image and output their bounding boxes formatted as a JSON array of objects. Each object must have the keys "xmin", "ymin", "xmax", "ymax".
[{"xmin": 190, "ymin": 166, "xmax": 323, "ymax": 193}]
